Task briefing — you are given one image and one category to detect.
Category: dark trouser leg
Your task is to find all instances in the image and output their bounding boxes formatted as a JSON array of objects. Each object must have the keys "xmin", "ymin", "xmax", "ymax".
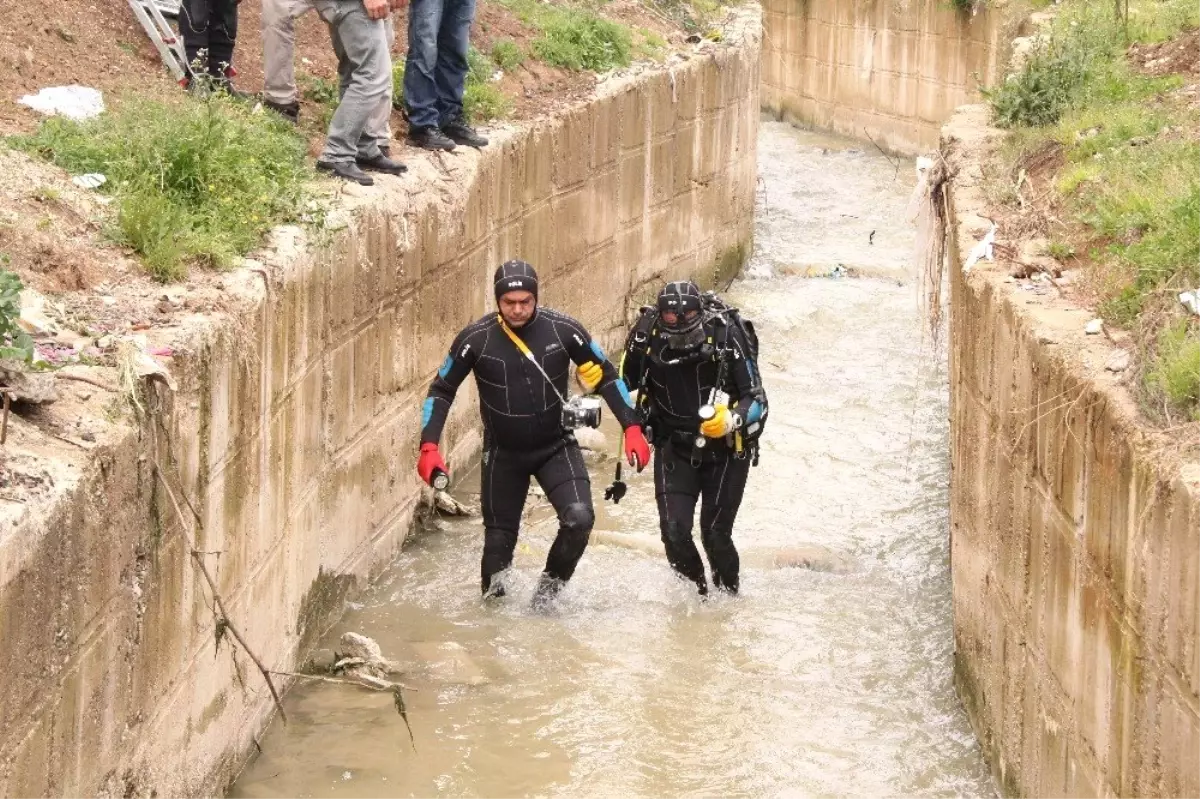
[
  {"xmin": 654, "ymin": 443, "xmax": 707, "ymax": 594},
  {"xmin": 534, "ymin": 440, "xmax": 593, "ymax": 597},
  {"xmin": 403, "ymin": 0, "xmax": 446, "ymax": 129},
  {"xmin": 479, "ymin": 447, "xmax": 531, "ymax": 597},
  {"xmin": 181, "ymin": 0, "xmax": 212, "ymax": 73},
  {"xmin": 206, "ymin": 0, "xmax": 239, "ymax": 78},
  {"xmin": 698, "ymin": 453, "xmax": 751, "ymax": 593},
  {"xmin": 434, "ymin": 0, "xmax": 474, "ymax": 124}
]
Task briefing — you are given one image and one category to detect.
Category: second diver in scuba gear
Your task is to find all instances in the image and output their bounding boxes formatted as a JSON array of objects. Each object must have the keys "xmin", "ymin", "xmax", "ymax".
[{"xmin": 619, "ymin": 280, "xmax": 768, "ymax": 595}]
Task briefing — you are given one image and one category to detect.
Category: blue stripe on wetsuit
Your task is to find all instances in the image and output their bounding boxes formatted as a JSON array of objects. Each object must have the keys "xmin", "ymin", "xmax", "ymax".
[
  {"xmin": 437, "ymin": 355, "xmax": 453, "ymax": 379},
  {"xmin": 589, "ymin": 341, "xmax": 608, "ymax": 362},
  {"xmin": 746, "ymin": 400, "xmax": 763, "ymax": 423},
  {"xmin": 421, "ymin": 397, "xmax": 435, "ymax": 429}
]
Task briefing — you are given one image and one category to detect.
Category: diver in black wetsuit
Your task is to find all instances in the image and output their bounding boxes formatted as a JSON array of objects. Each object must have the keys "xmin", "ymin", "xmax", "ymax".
[
  {"xmin": 417, "ymin": 260, "xmax": 652, "ymax": 603},
  {"xmin": 619, "ymin": 281, "xmax": 768, "ymax": 596}
]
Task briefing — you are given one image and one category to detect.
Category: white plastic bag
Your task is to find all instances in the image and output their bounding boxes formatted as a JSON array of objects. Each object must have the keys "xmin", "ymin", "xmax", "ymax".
[{"xmin": 18, "ymin": 86, "xmax": 105, "ymax": 121}]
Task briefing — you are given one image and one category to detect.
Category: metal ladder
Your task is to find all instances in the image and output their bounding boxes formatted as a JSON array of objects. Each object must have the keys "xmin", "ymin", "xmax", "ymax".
[{"xmin": 126, "ymin": 0, "xmax": 192, "ymax": 84}]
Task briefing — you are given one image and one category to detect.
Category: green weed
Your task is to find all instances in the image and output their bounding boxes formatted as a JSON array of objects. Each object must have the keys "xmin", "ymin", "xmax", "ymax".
[
  {"xmin": 298, "ymin": 71, "xmax": 339, "ymax": 130},
  {"xmin": 498, "ymin": 0, "xmax": 633, "ymax": 71},
  {"xmin": 0, "ymin": 270, "xmax": 34, "ymax": 363},
  {"xmin": 1047, "ymin": 241, "xmax": 1075, "ymax": 260},
  {"xmin": 532, "ymin": 9, "xmax": 632, "ymax": 71},
  {"xmin": 491, "ymin": 39, "xmax": 525, "ymax": 70},
  {"xmin": 1146, "ymin": 320, "xmax": 1200, "ymax": 418},
  {"xmin": 13, "ymin": 93, "xmax": 312, "ymax": 282}
]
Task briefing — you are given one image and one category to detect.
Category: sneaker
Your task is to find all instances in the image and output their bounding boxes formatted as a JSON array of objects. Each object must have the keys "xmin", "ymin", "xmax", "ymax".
[
  {"xmin": 356, "ymin": 153, "xmax": 408, "ymax": 175},
  {"xmin": 264, "ymin": 99, "xmax": 300, "ymax": 125},
  {"xmin": 441, "ymin": 117, "xmax": 488, "ymax": 148},
  {"xmin": 316, "ymin": 160, "xmax": 374, "ymax": 186},
  {"xmin": 407, "ymin": 125, "xmax": 457, "ymax": 151}
]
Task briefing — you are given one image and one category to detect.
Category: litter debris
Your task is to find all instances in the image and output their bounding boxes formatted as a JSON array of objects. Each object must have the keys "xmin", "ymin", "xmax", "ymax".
[
  {"xmin": 964, "ymin": 222, "xmax": 997, "ymax": 272},
  {"xmin": 1085, "ymin": 319, "xmax": 1104, "ymax": 335},
  {"xmin": 335, "ymin": 632, "xmax": 400, "ymax": 681},
  {"xmin": 777, "ymin": 263, "xmax": 848, "ymax": 279},
  {"xmin": 573, "ymin": 427, "xmax": 608, "ymax": 452},
  {"xmin": 1180, "ymin": 290, "xmax": 1200, "ymax": 317},
  {"xmin": 1105, "ymin": 351, "xmax": 1130, "ymax": 372},
  {"xmin": 433, "ymin": 490, "xmax": 474, "ymax": 517},
  {"xmin": 71, "ymin": 173, "xmax": 107, "ymax": 190},
  {"xmin": 18, "ymin": 86, "xmax": 105, "ymax": 121},
  {"xmin": 17, "ymin": 289, "xmax": 59, "ymax": 336},
  {"xmin": 115, "ymin": 334, "xmax": 178, "ymax": 406}
]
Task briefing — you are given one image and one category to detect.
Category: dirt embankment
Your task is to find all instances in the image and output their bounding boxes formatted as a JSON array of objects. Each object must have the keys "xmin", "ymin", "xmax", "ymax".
[
  {"xmin": 0, "ymin": 0, "xmax": 742, "ymax": 507},
  {"xmin": 978, "ymin": 24, "xmax": 1199, "ymax": 431},
  {"xmin": 0, "ymin": 0, "xmax": 678, "ymax": 137}
]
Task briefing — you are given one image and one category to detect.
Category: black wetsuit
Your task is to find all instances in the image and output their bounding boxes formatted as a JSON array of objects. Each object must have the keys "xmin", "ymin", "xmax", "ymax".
[
  {"xmin": 620, "ymin": 312, "xmax": 765, "ymax": 594},
  {"xmin": 180, "ymin": 0, "xmax": 239, "ymax": 82},
  {"xmin": 422, "ymin": 308, "xmax": 639, "ymax": 595}
]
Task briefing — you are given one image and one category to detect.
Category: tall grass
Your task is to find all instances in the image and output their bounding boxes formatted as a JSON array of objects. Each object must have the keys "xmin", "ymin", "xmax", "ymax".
[{"xmin": 14, "ymin": 93, "xmax": 312, "ymax": 281}]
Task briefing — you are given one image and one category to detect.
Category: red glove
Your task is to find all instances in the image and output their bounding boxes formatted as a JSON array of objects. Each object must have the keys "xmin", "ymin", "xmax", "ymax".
[
  {"xmin": 623, "ymin": 425, "xmax": 651, "ymax": 472},
  {"xmin": 417, "ymin": 443, "xmax": 446, "ymax": 485}
]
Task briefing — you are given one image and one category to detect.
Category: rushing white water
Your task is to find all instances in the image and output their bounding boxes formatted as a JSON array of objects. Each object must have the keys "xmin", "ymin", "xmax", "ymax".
[{"xmin": 231, "ymin": 121, "xmax": 996, "ymax": 799}]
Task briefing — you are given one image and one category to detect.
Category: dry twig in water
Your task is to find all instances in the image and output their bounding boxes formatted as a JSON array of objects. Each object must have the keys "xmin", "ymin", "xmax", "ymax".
[{"xmin": 152, "ymin": 457, "xmax": 289, "ymax": 725}]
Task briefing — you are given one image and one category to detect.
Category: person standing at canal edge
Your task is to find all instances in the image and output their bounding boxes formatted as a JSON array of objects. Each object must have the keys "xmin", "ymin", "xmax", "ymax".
[
  {"xmin": 416, "ymin": 260, "xmax": 652, "ymax": 606},
  {"xmin": 310, "ymin": 0, "xmax": 409, "ymax": 185},
  {"xmin": 618, "ymin": 280, "xmax": 768, "ymax": 596},
  {"xmin": 180, "ymin": 0, "xmax": 242, "ymax": 92},
  {"xmin": 261, "ymin": 0, "xmax": 396, "ymax": 162},
  {"xmin": 402, "ymin": 0, "xmax": 488, "ymax": 150}
]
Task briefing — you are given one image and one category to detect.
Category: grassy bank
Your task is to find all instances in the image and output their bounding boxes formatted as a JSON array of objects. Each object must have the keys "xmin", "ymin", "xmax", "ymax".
[
  {"xmin": 7, "ymin": 0, "xmax": 721, "ymax": 285},
  {"xmin": 985, "ymin": 0, "xmax": 1200, "ymax": 422},
  {"xmin": 11, "ymin": 92, "xmax": 313, "ymax": 282}
]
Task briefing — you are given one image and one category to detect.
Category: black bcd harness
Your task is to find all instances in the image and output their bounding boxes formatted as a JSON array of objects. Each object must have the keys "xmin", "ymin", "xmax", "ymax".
[{"xmin": 624, "ymin": 293, "xmax": 769, "ymax": 462}]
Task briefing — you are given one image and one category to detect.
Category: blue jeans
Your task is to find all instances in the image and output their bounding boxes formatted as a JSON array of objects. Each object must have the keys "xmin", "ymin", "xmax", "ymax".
[{"xmin": 404, "ymin": 0, "xmax": 476, "ymax": 129}]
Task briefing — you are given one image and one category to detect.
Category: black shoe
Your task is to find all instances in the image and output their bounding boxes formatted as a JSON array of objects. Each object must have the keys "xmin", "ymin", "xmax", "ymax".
[
  {"xmin": 441, "ymin": 117, "xmax": 488, "ymax": 148},
  {"xmin": 407, "ymin": 125, "xmax": 457, "ymax": 151},
  {"xmin": 265, "ymin": 99, "xmax": 300, "ymax": 125},
  {"xmin": 378, "ymin": 143, "xmax": 391, "ymax": 157},
  {"xmin": 356, "ymin": 153, "xmax": 408, "ymax": 175},
  {"xmin": 316, "ymin": 160, "xmax": 374, "ymax": 186}
]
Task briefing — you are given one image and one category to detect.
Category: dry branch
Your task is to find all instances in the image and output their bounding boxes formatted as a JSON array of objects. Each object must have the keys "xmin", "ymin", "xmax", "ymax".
[{"xmin": 152, "ymin": 459, "xmax": 288, "ymax": 725}]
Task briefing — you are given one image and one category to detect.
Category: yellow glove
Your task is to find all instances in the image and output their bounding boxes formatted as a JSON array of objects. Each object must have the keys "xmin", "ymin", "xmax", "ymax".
[
  {"xmin": 699, "ymin": 404, "xmax": 734, "ymax": 438},
  {"xmin": 577, "ymin": 361, "xmax": 603, "ymax": 392}
]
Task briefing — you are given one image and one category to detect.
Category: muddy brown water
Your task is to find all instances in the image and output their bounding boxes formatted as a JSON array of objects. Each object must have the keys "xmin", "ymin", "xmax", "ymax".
[{"xmin": 230, "ymin": 122, "xmax": 997, "ymax": 799}]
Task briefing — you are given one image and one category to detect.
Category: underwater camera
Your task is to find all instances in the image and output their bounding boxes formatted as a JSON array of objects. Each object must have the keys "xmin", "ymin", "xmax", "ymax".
[{"xmin": 561, "ymin": 395, "xmax": 602, "ymax": 430}]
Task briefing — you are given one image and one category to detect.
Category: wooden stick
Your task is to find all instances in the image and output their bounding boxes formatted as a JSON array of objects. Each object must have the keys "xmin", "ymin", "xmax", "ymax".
[
  {"xmin": 152, "ymin": 462, "xmax": 288, "ymax": 725},
  {"xmin": 269, "ymin": 669, "xmax": 418, "ymax": 693},
  {"xmin": 55, "ymin": 372, "xmax": 118, "ymax": 392},
  {"xmin": 1, "ymin": 391, "xmax": 9, "ymax": 445}
]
